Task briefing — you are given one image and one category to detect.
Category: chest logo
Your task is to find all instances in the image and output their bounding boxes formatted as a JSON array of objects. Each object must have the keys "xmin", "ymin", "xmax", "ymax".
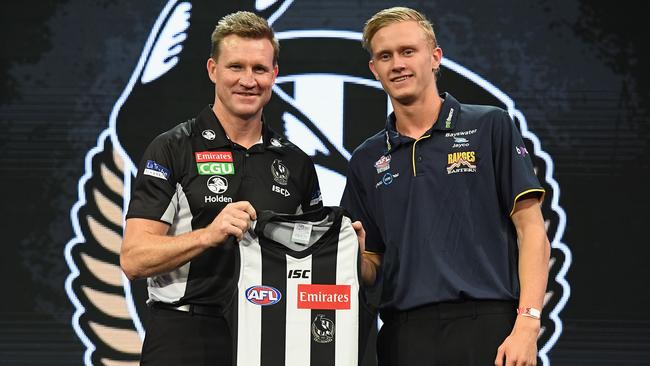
[
  {"xmin": 206, "ymin": 175, "xmax": 228, "ymax": 194},
  {"xmin": 374, "ymin": 155, "xmax": 391, "ymax": 173},
  {"xmin": 312, "ymin": 314, "xmax": 335, "ymax": 344},
  {"xmin": 516, "ymin": 145, "xmax": 529, "ymax": 157},
  {"xmin": 201, "ymin": 129, "xmax": 216, "ymax": 140},
  {"xmin": 271, "ymin": 159, "xmax": 289, "ymax": 185},
  {"xmin": 375, "ymin": 172, "xmax": 400, "ymax": 188},
  {"xmin": 447, "ymin": 151, "xmax": 477, "ymax": 174},
  {"xmin": 195, "ymin": 151, "xmax": 234, "ymax": 175},
  {"xmin": 272, "ymin": 184, "xmax": 291, "ymax": 197},
  {"xmin": 270, "ymin": 137, "xmax": 282, "ymax": 147},
  {"xmin": 246, "ymin": 285, "xmax": 282, "ymax": 306},
  {"xmin": 298, "ymin": 284, "xmax": 351, "ymax": 310}
]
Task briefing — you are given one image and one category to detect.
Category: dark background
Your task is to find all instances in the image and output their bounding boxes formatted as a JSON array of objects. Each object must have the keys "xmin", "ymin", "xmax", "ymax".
[{"xmin": 1, "ymin": 0, "xmax": 649, "ymax": 365}]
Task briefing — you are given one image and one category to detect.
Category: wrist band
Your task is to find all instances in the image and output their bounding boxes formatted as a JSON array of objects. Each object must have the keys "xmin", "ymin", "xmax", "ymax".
[{"xmin": 517, "ymin": 307, "xmax": 541, "ymax": 320}]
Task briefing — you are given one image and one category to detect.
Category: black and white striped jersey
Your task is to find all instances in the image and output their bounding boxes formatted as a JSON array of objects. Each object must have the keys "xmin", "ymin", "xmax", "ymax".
[
  {"xmin": 126, "ymin": 106, "xmax": 323, "ymax": 307},
  {"xmin": 228, "ymin": 206, "xmax": 374, "ymax": 366}
]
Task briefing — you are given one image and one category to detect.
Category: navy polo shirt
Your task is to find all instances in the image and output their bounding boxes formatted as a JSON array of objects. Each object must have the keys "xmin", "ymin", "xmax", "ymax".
[{"xmin": 341, "ymin": 93, "xmax": 544, "ymax": 312}]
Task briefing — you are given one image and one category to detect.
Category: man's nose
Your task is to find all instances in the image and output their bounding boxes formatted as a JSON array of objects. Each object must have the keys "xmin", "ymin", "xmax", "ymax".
[
  {"xmin": 391, "ymin": 55, "xmax": 406, "ymax": 71},
  {"xmin": 239, "ymin": 70, "xmax": 256, "ymax": 87}
]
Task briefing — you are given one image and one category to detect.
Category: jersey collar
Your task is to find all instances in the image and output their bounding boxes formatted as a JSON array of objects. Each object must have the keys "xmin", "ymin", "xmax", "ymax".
[
  {"xmin": 194, "ymin": 105, "xmax": 287, "ymax": 152},
  {"xmin": 383, "ymin": 92, "xmax": 461, "ymax": 154}
]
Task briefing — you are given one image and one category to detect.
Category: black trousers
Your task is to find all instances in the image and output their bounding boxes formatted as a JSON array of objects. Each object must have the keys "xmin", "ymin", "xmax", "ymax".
[
  {"xmin": 377, "ymin": 300, "xmax": 517, "ymax": 366},
  {"xmin": 140, "ymin": 305, "xmax": 232, "ymax": 366}
]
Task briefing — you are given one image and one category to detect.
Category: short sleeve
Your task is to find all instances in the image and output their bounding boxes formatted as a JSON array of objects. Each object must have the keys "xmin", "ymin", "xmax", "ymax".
[
  {"xmin": 493, "ymin": 110, "xmax": 545, "ymax": 216},
  {"xmin": 300, "ymin": 159, "xmax": 324, "ymax": 212},
  {"xmin": 126, "ymin": 133, "xmax": 179, "ymax": 224},
  {"xmin": 340, "ymin": 159, "xmax": 385, "ymax": 253}
]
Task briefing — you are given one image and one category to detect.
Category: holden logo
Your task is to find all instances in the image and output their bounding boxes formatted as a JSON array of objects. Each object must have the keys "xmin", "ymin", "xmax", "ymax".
[
  {"xmin": 206, "ymin": 175, "xmax": 228, "ymax": 194},
  {"xmin": 270, "ymin": 137, "xmax": 282, "ymax": 147}
]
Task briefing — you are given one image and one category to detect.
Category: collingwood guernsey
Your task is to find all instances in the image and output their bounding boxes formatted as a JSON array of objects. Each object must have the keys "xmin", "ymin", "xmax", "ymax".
[{"xmin": 227, "ymin": 206, "xmax": 374, "ymax": 366}]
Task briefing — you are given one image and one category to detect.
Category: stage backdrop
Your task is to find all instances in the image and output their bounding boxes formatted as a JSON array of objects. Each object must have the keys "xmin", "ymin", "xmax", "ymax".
[{"xmin": 1, "ymin": 1, "xmax": 649, "ymax": 365}]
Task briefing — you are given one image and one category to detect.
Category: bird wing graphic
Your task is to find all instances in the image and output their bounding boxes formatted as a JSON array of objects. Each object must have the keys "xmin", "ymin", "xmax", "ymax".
[
  {"xmin": 65, "ymin": 132, "xmax": 142, "ymax": 365},
  {"xmin": 140, "ymin": 1, "xmax": 192, "ymax": 84}
]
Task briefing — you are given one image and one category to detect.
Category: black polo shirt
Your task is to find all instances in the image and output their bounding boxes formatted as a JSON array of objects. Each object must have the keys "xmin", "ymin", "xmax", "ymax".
[
  {"xmin": 341, "ymin": 93, "xmax": 544, "ymax": 312},
  {"xmin": 126, "ymin": 105, "xmax": 323, "ymax": 307}
]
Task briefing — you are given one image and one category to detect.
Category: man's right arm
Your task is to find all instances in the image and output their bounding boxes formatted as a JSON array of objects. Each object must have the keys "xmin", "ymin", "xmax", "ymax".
[{"xmin": 120, "ymin": 201, "xmax": 256, "ymax": 280}]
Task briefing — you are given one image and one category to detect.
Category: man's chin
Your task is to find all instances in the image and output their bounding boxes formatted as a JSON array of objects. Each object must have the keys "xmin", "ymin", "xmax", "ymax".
[
  {"xmin": 391, "ymin": 92, "xmax": 418, "ymax": 106},
  {"xmin": 231, "ymin": 106, "xmax": 264, "ymax": 121}
]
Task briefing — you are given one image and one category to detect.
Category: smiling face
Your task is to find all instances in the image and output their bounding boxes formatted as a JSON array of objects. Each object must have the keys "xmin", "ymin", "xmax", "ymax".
[
  {"xmin": 207, "ymin": 34, "xmax": 278, "ymax": 122},
  {"xmin": 368, "ymin": 21, "xmax": 442, "ymax": 106}
]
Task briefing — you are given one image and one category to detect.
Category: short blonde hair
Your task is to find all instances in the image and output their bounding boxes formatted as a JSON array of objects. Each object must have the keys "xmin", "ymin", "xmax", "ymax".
[
  {"xmin": 362, "ymin": 7, "xmax": 438, "ymax": 54},
  {"xmin": 210, "ymin": 11, "xmax": 280, "ymax": 65}
]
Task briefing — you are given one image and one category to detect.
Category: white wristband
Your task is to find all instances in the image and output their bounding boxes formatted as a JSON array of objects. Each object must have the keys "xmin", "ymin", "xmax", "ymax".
[{"xmin": 517, "ymin": 307, "xmax": 541, "ymax": 320}]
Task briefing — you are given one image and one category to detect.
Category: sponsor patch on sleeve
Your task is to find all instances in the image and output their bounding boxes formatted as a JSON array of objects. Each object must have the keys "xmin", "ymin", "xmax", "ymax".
[
  {"xmin": 310, "ymin": 189, "xmax": 322, "ymax": 206},
  {"xmin": 143, "ymin": 160, "xmax": 171, "ymax": 180}
]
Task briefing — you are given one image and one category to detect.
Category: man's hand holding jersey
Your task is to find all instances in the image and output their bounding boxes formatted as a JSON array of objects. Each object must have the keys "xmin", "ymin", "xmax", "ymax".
[
  {"xmin": 351, "ymin": 221, "xmax": 382, "ymax": 286},
  {"xmin": 121, "ymin": 201, "xmax": 256, "ymax": 280}
]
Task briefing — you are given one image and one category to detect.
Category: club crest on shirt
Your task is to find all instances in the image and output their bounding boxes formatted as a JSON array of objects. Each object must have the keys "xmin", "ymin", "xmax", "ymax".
[
  {"xmin": 271, "ymin": 159, "xmax": 290, "ymax": 185},
  {"xmin": 374, "ymin": 155, "xmax": 391, "ymax": 173},
  {"xmin": 311, "ymin": 314, "xmax": 335, "ymax": 343},
  {"xmin": 446, "ymin": 151, "xmax": 477, "ymax": 174}
]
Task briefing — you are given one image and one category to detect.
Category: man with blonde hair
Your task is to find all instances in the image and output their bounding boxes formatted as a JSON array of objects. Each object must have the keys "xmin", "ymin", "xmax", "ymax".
[
  {"xmin": 342, "ymin": 6, "xmax": 550, "ymax": 366},
  {"xmin": 121, "ymin": 11, "xmax": 322, "ymax": 364}
]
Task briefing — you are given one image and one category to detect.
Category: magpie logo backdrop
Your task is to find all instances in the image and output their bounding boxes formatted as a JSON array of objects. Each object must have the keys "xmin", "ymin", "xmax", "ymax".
[{"xmin": 63, "ymin": 1, "xmax": 569, "ymax": 365}]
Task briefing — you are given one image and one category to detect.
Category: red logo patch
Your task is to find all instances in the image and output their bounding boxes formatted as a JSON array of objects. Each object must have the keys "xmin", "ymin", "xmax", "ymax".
[
  {"xmin": 195, "ymin": 151, "xmax": 233, "ymax": 162},
  {"xmin": 297, "ymin": 284, "xmax": 350, "ymax": 310}
]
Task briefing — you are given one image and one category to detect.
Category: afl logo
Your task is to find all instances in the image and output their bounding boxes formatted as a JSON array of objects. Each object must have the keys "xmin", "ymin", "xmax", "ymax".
[
  {"xmin": 207, "ymin": 175, "xmax": 228, "ymax": 194},
  {"xmin": 246, "ymin": 285, "xmax": 282, "ymax": 306},
  {"xmin": 271, "ymin": 159, "xmax": 289, "ymax": 185}
]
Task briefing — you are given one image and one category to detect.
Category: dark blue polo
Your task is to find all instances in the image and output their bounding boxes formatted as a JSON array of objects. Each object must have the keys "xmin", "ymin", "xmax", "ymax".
[{"xmin": 340, "ymin": 93, "xmax": 544, "ymax": 312}]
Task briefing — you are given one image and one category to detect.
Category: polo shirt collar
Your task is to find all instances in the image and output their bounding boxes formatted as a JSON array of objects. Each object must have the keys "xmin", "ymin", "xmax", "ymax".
[
  {"xmin": 383, "ymin": 92, "xmax": 461, "ymax": 154},
  {"xmin": 195, "ymin": 105, "xmax": 284, "ymax": 152}
]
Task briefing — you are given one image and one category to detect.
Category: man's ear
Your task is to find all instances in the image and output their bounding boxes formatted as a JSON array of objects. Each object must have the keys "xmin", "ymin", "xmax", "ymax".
[
  {"xmin": 430, "ymin": 47, "xmax": 442, "ymax": 72},
  {"xmin": 369, "ymin": 60, "xmax": 379, "ymax": 81},
  {"xmin": 207, "ymin": 57, "xmax": 217, "ymax": 83}
]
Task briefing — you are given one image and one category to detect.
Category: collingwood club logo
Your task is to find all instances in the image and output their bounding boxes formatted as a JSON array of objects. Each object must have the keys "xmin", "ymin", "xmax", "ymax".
[
  {"xmin": 312, "ymin": 314, "xmax": 335, "ymax": 343},
  {"xmin": 63, "ymin": 1, "xmax": 571, "ymax": 365},
  {"xmin": 271, "ymin": 159, "xmax": 289, "ymax": 185}
]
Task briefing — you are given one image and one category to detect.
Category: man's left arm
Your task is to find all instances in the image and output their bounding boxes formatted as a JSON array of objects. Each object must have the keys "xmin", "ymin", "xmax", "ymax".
[{"xmin": 495, "ymin": 196, "xmax": 550, "ymax": 366}]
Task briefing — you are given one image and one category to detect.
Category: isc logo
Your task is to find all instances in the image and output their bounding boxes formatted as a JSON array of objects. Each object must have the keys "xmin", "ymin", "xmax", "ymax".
[
  {"xmin": 272, "ymin": 184, "xmax": 291, "ymax": 197},
  {"xmin": 245, "ymin": 285, "xmax": 282, "ymax": 306},
  {"xmin": 288, "ymin": 269, "xmax": 311, "ymax": 279}
]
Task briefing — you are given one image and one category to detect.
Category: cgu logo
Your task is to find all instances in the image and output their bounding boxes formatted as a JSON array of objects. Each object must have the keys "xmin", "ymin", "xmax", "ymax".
[{"xmin": 246, "ymin": 285, "xmax": 282, "ymax": 306}]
